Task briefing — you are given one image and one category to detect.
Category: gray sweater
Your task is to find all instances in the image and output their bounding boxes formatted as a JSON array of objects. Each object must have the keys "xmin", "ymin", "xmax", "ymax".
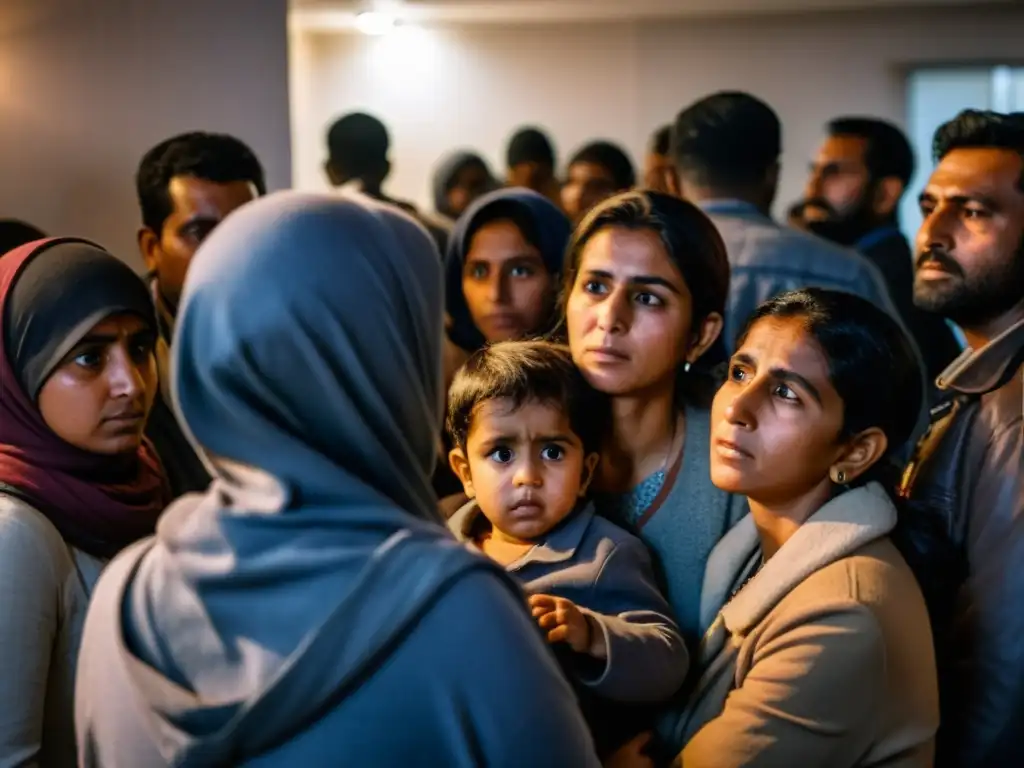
[
  {"xmin": 449, "ymin": 501, "xmax": 689, "ymax": 704},
  {"xmin": 0, "ymin": 494, "xmax": 103, "ymax": 768}
]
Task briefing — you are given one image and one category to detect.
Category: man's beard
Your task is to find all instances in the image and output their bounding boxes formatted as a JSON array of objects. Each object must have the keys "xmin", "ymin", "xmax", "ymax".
[
  {"xmin": 801, "ymin": 193, "xmax": 880, "ymax": 247},
  {"xmin": 913, "ymin": 237, "xmax": 1024, "ymax": 329}
]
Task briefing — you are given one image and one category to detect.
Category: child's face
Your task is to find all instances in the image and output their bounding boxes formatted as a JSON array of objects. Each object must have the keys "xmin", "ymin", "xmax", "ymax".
[{"xmin": 450, "ymin": 397, "xmax": 598, "ymax": 544}]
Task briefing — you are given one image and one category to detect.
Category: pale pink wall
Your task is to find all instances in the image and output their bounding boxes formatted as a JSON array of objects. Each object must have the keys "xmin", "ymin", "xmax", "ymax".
[
  {"xmin": 290, "ymin": 3, "xmax": 1024, "ymax": 217},
  {"xmin": 0, "ymin": 0, "xmax": 292, "ymax": 268}
]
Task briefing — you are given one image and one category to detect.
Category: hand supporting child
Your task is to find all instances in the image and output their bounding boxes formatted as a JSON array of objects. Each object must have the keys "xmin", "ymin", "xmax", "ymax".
[{"xmin": 529, "ymin": 593, "xmax": 608, "ymax": 659}]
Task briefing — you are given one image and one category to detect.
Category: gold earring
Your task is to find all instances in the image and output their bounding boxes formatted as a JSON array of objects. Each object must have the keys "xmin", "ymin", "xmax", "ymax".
[{"xmin": 832, "ymin": 469, "xmax": 846, "ymax": 485}]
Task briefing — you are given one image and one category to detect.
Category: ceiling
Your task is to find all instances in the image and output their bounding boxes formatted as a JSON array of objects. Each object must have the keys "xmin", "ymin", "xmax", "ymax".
[{"xmin": 290, "ymin": 0, "xmax": 1013, "ymax": 27}]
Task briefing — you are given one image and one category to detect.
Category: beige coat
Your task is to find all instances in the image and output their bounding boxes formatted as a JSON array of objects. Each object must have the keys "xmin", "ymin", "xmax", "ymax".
[{"xmin": 677, "ymin": 483, "xmax": 938, "ymax": 767}]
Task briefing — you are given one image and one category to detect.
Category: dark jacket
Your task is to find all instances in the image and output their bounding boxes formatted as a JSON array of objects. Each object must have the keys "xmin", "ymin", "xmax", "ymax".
[
  {"xmin": 896, "ymin": 316, "xmax": 1024, "ymax": 768},
  {"xmin": 857, "ymin": 227, "xmax": 961, "ymax": 387},
  {"xmin": 144, "ymin": 325, "xmax": 210, "ymax": 499}
]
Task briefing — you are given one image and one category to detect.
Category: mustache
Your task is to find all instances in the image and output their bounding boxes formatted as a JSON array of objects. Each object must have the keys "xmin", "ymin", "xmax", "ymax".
[
  {"xmin": 801, "ymin": 197, "xmax": 838, "ymax": 217},
  {"xmin": 916, "ymin": 248, "xmax": 964, "ymax": 276}
]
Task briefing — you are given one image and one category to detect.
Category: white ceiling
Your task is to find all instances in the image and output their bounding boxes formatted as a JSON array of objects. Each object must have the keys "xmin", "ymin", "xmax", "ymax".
[{"xmin": 290, "ymin": 0, "xmax": 1013, "ymax": 27}]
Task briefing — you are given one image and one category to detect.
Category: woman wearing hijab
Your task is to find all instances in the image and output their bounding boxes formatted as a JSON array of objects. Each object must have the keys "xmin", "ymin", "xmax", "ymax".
[
  {"xmin": 74, "ymin": 193, "xmax": 606, "ymax": 766},
  {"xmin": 0, "ymin": 239, "xmax": 169, "ymax": 767},
  {"xmin": 431, "ymin": 150, "xmax": 496, "ymax": 226},
  {"xmin": 445, "ymin": 187, "xmax": 571, "ymax": 354}
]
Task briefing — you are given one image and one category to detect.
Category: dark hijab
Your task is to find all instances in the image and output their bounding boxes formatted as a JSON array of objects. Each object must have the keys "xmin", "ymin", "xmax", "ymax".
[
  {"xmin": 445, "ymin": 187, "xmax": 570, "ymax": 351},
  {"xmin": 0, "ymin": 238, "xmax": 169, "ymax": 559},
  {"xmin": 432, "ymin": 151, "xmax": 495, "ymax": 219}
]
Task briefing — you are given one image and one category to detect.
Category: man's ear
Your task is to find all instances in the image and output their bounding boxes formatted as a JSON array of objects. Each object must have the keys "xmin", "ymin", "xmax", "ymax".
[
  {"xmin": 871, "ymin": 177, "xmax": 904, "ymax": 219},
  {"xmin": 449, "ymin": 447, "xmax": 475, "ymax": 498},
  {"xmin": 829, "ymin": 427, "xmax": 889, "ymax": 486},
  {"xmin": 664, "ymin": 166, "xmax": 682, "ymax": 198},
  {"xmin": 578, "ymin": 452, "xmax": 601, "ymax": 497},
  {"xmin": 324, "ymin": 160, "xmax": 341, "ymax": 187},
  {"xmin": 138, "ymin": 227, "xmax": 160, "ymax": 275}
]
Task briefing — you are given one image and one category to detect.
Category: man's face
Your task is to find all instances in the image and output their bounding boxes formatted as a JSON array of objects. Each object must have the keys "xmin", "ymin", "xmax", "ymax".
[
  {"xmin": 561, "ymin": 162, "xmax": 620, "ymax": 225},
  {"xmin": 914, "ymin": 147, "xmax": 1024, "ymax": 331},
  {"xmin": 140, "ymin": 175, "xmax": 258, "ymax": 314}
]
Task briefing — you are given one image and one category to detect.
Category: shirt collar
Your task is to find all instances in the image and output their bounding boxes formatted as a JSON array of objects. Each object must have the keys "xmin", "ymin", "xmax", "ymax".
[
  {"xmin": 448, "ymin": 499, "xmax": 595, "ymax": 569},
  {"xmin": 696, "ymin": 198, "xmax": 766, "ymax": 218},
  {"xmin": 938, "ymin": 315, "xmax": 1024, "ymax": 395}
]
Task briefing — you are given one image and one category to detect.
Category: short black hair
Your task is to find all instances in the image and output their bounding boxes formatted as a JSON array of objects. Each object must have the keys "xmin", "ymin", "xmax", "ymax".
[
  {"xmin": 0, "ymin": 220, "xmax": 46, "ymax": 256},
  {"xmin": 736, "ymin": 288, "xmax": 922, "ymax": 485},
  {"xmin": 933, "ymin": 109, "xmax": 1024, "ymax": 192},
  {"xmin": 446, "ymin": 340, "xmax": 608, "ymax": 455},
  {"xmin": 326, "ymin": 112, "xmax": 390, "ymax": 178},
  {"xmin": 828, "ymin": 117, "xmax": 914, "ymax": 188},
  {"xmin": 673, "ymin": 91, "xmax": 781, "ymax": 187},
  {"xmin": 650, "ymin": 124, "xmax": 672, "ymax": 156},
  {"xmin": 506, "ymin": 127, "xmax": 556, "ymax": 169},
  {"xmin": 136, "ymin": 131, "xmax": 266, "ymax": 235},
  {"xmin": 568, "ymin": 141, "xmax": 636, "ymax": 190}
]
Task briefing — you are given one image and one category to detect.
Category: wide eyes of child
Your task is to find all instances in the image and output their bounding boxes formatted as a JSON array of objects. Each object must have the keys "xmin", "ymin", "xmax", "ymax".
[{"xmin": 488, "ymin": 444, "xmax": 566, "ymax": 464}]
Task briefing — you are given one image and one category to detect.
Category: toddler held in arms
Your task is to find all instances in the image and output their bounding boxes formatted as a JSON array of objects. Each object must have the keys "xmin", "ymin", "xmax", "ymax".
[{"xmin": 446, "ymin": 340, "xmax": 688, "ymax": 754}]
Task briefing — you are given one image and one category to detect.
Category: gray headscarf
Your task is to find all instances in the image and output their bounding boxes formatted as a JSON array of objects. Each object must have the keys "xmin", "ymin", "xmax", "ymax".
[{"xmin": 119, "ymin": 192, "xmax": 503, "ymax": 762}]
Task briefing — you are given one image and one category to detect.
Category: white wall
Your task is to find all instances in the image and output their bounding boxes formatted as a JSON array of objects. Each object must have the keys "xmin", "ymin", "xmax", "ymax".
[
  {"xmin": 0, "ymin": 0, "xmax": 292, "ymax": 269},
  {"xmin": 290, "ymin": 3, "xmax": 1024, "ymax": 219}
]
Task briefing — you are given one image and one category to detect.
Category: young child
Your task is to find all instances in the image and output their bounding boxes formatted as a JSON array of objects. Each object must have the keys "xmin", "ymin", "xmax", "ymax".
[{"xmin": 446, "ymin": 340, "xmax": 689, "ymax": 745}]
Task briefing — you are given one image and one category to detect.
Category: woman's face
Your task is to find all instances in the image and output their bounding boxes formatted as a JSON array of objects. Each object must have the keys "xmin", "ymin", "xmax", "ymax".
[
  {"xmin": 567, "ymin": 226, "xmax": 716, "ymax": 397},
  {"xmin": 710, "ymin": 316, "xmax": 849, "ymax": 505},
  {"xmin": 37, "ymin": 313, "xmax": 158, "ymax": 455},
  {"xmin": 462, "ymin": 218, "xmax": 553, "ymax": 344}
]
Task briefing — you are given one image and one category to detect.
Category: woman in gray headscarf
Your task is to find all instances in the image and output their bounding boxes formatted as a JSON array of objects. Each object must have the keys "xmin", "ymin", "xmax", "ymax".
[
  {"xmin": 432, "ymin": 150, "xmax": 496, "ymax": 225},
  {"xmin": 74, "ymin": 192, "xmax": 603, "ymax": 766}
]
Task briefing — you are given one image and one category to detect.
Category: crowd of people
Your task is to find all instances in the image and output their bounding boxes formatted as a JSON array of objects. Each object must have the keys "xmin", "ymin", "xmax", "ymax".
[{"xmin": 0, "ymin": 88, "xmax": 1021, "ymax": 768}]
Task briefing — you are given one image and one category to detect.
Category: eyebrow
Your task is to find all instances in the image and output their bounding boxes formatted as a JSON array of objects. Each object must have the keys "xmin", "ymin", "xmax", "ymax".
[
  {"xmin": 482, "ymin": 432, "xmax": 576, "ymax": 445},
  {"xmin": 733, "ymin": 353, "xmax": 824, "ymax": 404},
  {"xmin": 73, "ymin": 328, "xmax": 154, "ymax": 346},
  {"xmin": 177, "ymin": 214, "xmax": 221, "ymax": 230},
  {"xmin": 466, "ymin": 252, "xmax": 544, "ymax": 264},
  {"xmin": 585, "ymin": 269, "xmax": 682, "ymax": 295},
  {"xmin": 918, "ymin": 191, "xmax": 1000, "ymax": 209}
]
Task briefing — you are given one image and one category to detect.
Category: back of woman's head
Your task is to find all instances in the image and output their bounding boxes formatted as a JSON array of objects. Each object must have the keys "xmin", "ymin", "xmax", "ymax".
[
  {"xmin": 738, "ymin": 288, "xmax": 922, "ymax": 471},
  {"xmin": 174, "ymin": 191, "xmax": 444, "ymax": 514}
]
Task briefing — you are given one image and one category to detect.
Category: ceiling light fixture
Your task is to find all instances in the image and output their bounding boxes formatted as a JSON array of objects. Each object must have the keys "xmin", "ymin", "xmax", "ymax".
[{"xmin": 355, "ymin": 10, "xmax": 397, "ymax": 36}]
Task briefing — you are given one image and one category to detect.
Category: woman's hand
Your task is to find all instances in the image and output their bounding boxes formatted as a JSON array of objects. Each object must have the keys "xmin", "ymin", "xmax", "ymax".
[{"xmin": 604, "ymin": 733, "xmax": 655, "ymax": 768}]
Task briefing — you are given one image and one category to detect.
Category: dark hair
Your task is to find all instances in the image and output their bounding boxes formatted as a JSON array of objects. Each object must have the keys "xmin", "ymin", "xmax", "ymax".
[
  {"xmin": 446, "ymin": 340, "xmax": 608, "ymax": 455},
  {"xmin": 136, "ymin": 132, "xmax": 266, "ymax": 235},
  {"xmin": 736, "ymin": 288, "xmax": 922, "ymax": 488},
  {"xmin": 568, "ymin": 141, "xmax": 637, "ymax": 190},
  {"xmin": 326, "ymin": 112, "xmax": 390, "ymax": 178},
  {"xmin": 561, "ymin": 190, "xmax": 731, "ymax": 405},
  {"xmin": 0, "ymin": 220, "xmax": 46, "ymax": 256},
  {"xmin": 506, "ymin": 127, "xmax": 556, "ymax": 169},
  {"xmin": 673, "ymin": 91, "xmax": 781, "ymax": 188},
  {"xmin": 933, "ymin": 109, "xmax": 1024, "ymax": 191},
  {"xmin": 828, "ymin": 117, "xmax": 914, "ymax": 188},
  {"xmin": 650, "ymin": 125, "xmax": 672, "ymax": 156}
]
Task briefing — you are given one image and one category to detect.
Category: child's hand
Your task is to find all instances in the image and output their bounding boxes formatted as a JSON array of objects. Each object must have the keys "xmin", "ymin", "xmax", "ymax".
[{"xmin": 529, "ymin": 594, "xmax": 592, "ymax": 653}]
